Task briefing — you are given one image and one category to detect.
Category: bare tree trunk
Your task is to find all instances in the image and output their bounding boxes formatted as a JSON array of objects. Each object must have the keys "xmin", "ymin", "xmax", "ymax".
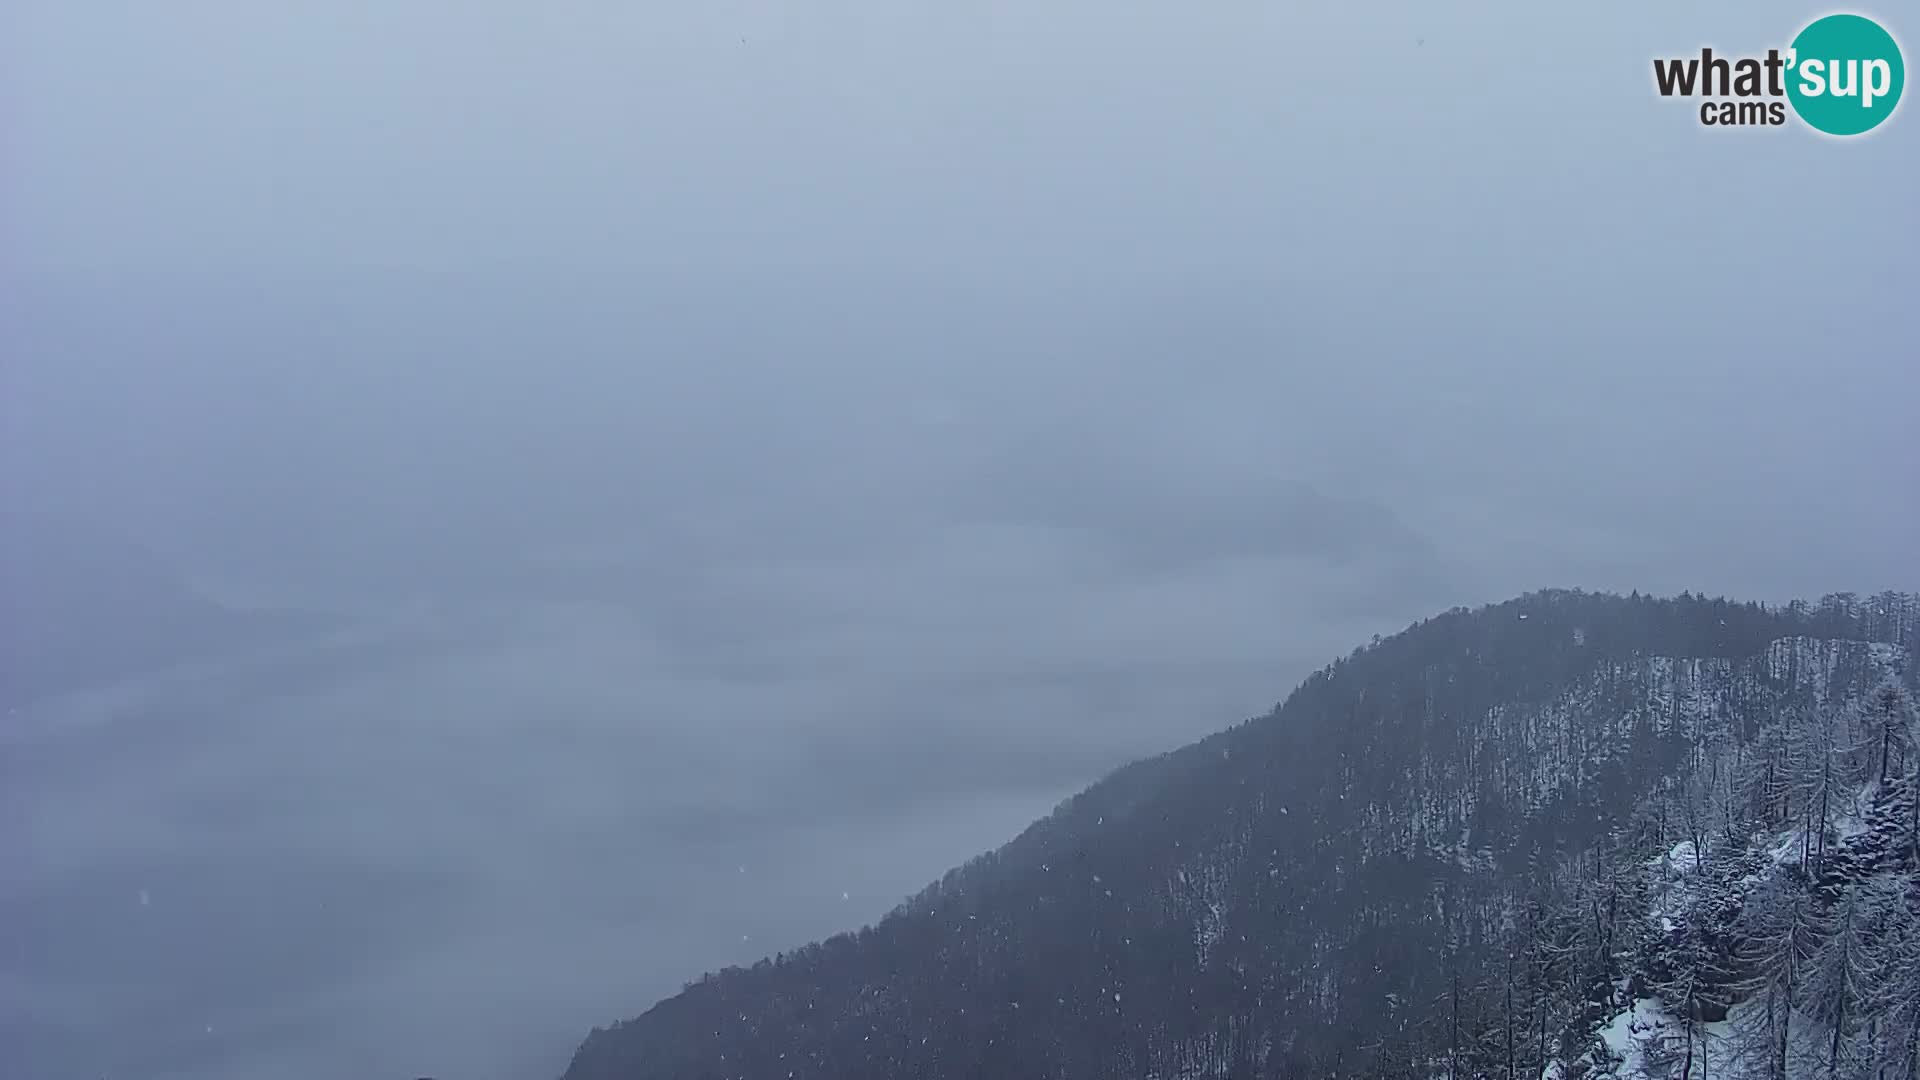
[
  {"xmin": 1817, "ymin": 761, "xmax": 1832, "ymax": 872},
  {"xmin": 1681, "ymin": 994, "xmax": 1695, "ymax": 1080},
  {"xmin": 1830, "ymin": 989, "xmax": 1846, "ymax": 1079},
  {"xmin": 1450, "ymin": 970, "xmax": 1460, "ymax": 1080},
  {"xmin": 1779, "ymin": 951, "xmax": 1795, "ymax": 1080},
  {"xmin": 1803, "ymin": 794, "xmax": 1814, "ymax": 866},
  {"xmin": 1506, "ymin": 953, "xmax": 1515, "ymax": 1080},
  {"xmin": 1762, "ymin": 984, "xmax": 1781, "ymax": 1080},
  {"xmin": 1911, "ymin": 768, "xmax": 1919, "ymax": 866},
  {"xmin": 1537, "ymin": 975, "xmax": 1548, "ymax": 1080}
]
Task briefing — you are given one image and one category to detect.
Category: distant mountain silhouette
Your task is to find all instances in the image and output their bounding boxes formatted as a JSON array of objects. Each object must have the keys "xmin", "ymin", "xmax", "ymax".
[{"xmin": 0, "ymin": 511, "xmax": 332, "ymax": 707}]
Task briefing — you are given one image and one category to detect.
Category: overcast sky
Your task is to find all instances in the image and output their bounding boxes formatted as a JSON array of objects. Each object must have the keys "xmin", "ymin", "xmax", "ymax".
[{"xmin": 3, "ymin": 2, "xmax": 1916, "ymax": 1079}]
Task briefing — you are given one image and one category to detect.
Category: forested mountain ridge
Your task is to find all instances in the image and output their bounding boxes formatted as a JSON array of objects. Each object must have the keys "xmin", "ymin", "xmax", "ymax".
[{"xmin": 560, "ymin": 589, "xmax": 1920, "ymax": 1080}]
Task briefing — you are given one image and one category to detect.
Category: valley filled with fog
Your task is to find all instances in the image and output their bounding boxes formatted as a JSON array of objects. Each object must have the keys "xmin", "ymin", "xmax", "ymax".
[{"xmin": 5, "ymin": 1, "xmax": 1913, "ymax": 1076}]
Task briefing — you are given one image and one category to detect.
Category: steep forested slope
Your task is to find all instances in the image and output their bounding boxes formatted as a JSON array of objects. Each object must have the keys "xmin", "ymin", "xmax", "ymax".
[{"xmin": 560, "ymin": 590, "xmax": 1920, "ymax": 1080}]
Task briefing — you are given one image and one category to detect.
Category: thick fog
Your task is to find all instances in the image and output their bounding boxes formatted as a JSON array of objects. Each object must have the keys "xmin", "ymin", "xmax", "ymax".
[{"xmin": 3, "ymin": 1, "xmax": 1915, "ymax": 1078}]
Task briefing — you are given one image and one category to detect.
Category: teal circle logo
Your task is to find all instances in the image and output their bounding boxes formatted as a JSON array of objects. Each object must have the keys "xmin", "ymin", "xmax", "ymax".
[{"xmin": 1786, "ymin": 14, "xmax": 1905, "ymax": 135}]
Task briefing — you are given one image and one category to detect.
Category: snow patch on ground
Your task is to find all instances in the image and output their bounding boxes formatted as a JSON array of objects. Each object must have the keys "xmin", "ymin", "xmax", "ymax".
[
  {"xmin": 1645, "ymin": 838, "xmax": 1705, "ymax": 938},
  {"xmin": 1831, "ymin": 801, "xmax": 1872, "ymax": 845},
  {"xmin": 1194, "ymin": 893, "xmax": 1227, "ymax": 965},
  {"xmin": 1540, "ymin": 998, "xmax": 1680, "ymax": 1079},
  {"xmin": 1566, "ymin": 996, "xmax": 1770, "ymax": 1079},
  {"xmin": 1757, "ymin": 776, "xmax": 1880, "ymax": 872},
  {"xmin": 1170, "ymin": 848, "xmax": 1240, "ymax": 971},
  {"xmin": 1766, "ymin": 827, "xmax": 1805, "ymax": 866},
  {"xmin": 1599, "ymin": 998, "xmax": 1667, "ymax": 1075},
  {"xmin": 1660, "ymin": 839, "xmax": 1697, "ymax": 872}
]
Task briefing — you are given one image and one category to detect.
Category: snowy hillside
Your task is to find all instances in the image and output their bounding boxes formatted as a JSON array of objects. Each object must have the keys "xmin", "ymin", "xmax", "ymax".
[{"xmin": 559, "ymin": 590, "xmax": 1920, "ymax": 1080}]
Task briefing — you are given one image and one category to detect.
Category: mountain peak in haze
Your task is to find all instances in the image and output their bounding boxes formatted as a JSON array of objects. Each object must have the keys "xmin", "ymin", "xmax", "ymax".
[{"xmin": 0, "ymin": 509, "xmax": 330, "ymax": 708}]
